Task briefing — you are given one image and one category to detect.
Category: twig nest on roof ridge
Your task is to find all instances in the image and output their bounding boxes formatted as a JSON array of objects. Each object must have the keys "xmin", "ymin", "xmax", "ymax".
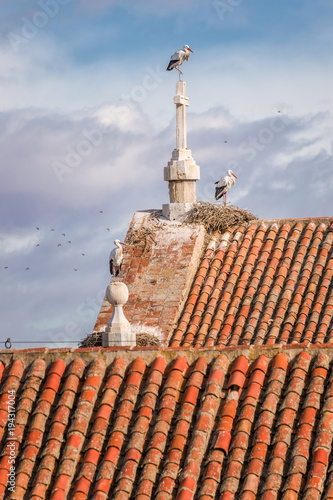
[
  {"xmin": 126, "ymin": 226, "xmax": 156, "ymax": 251},
  {"xmin": 106, "ymin": 281, "xmax": 129, "ymax": 306},
  {"xmin": 79, "ymin": 330, "xmax": 161, "ymax": 347},
  {"xmin": 184, "ymin": 202, "xmax": 257, "ymax": 233},
  {"xmin": 136, "ymin": 332, "xmax": 161, "ymax": 346}
]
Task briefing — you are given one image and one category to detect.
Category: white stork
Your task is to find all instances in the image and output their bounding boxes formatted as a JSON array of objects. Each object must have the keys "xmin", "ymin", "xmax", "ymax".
[
  {"xmin": 215, "ymin": 170, "xmax": 237, "ymax": 206},
  {"xmin": 167, "ymin": 45, "xmax": 194, "ymax": 78},
  {"xmin": 109, "ymin": 240, "xmax": 127, "ymax": 276}
]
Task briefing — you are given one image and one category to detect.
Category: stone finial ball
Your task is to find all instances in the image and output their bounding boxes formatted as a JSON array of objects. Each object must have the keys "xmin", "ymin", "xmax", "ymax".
[{"xmin": 106, "ymin": 281, "xmax": 129, "ymax": 306}]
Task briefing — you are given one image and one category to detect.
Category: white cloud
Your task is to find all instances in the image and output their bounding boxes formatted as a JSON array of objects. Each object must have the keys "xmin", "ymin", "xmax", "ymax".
[
  {"xmin": 0, "ymin": 233, "xmax": 40, "ymax": 254},
  {"xmin": 0, "ymin": 104, "xmax": 159, "ymax": 209}
]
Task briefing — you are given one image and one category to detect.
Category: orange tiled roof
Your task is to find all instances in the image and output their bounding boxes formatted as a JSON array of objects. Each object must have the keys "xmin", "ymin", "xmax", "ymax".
[
  {"xmin": 1, "ymin": 347, "xmax": 333, "ymax": 499},
  {"xmin": 2, "ymin": 215, "xmax": 333, "ymax": 498},
  {"xmin": 171, "ymin": 218, "xmax": 333, "ymax": 347}
]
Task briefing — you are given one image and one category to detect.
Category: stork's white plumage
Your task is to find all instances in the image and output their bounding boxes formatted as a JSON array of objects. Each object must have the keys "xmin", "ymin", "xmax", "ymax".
[
  {"xmin": 109, "ymin": 239, "xmax": 127, "ymax": 276},
  {"xmin": 215, "ymin": 170, "xmax": 237, "ymax": 205},
  {"xmin": 167, "ymin": 45, "xmax": 194, "ymax": 78}
]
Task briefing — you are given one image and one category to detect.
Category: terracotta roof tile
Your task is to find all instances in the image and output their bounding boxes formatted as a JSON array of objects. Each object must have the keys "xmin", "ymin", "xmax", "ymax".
[
  {"xmin": 169, "ymin": 219, "xmax": 333, "ymax": 348},
  {"xmin": 2, "ymin": 301, "xmax": 333, "ymax": 500}
]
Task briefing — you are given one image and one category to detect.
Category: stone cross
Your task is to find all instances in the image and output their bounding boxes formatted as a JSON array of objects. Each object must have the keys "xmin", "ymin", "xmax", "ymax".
[{"xmin": 163, "ymin": 80, "xmax": 200, "ymax": 220}]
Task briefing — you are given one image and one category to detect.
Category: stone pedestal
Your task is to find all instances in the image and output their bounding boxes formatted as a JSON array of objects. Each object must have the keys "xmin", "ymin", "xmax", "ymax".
[{"xmin": 102, "ymin": 281, "xmax": 136, "ymax": 347}]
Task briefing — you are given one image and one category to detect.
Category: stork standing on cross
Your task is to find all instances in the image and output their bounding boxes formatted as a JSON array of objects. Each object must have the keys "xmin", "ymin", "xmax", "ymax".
[{"xmin": 167, "ymin": 45, "xmax": 194, "ymax": 80}]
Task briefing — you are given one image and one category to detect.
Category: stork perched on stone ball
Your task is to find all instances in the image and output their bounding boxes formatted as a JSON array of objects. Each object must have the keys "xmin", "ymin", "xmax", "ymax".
[
  {"xmin": 167, "ymin": 45, "xmax": 194, "ymax": 79},
  {"xmin": 215, "ymin": 170, "xmax": 237, "ymax": 206},
  {"xmin": 109, "ymin": 240, "xmax": 127, "ymax": 276}
]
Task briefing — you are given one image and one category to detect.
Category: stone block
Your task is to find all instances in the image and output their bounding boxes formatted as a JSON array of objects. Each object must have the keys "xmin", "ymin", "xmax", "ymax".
[
  {"xmin": 102, "ymin": 329, "xmax": 136, "ymax": 347},
  {"xmin": 168, "ymin": 180, "xmax": 197, "ymax": 204},
  {"xmin": 162, "ymin": 203, "xmax": 195, "ymax": 221},
  {"xmin": 172, "ymin": 148, "xmax": 192, "ymax": 161},
  {"xmin": 164, "ymin": 158, "xmax": 200, "ymax": 182}
]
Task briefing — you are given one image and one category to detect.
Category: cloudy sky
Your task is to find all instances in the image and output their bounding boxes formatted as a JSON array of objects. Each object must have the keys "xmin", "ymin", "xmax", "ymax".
[{"xmin": 1, "ymin": 0, "xmax": 333, "ymax": 349}]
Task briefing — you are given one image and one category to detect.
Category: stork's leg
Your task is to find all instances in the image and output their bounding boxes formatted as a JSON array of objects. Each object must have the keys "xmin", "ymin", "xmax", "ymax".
[
  {"xmin": 223, "ymin": 193, "xmax": 227, "ymax": 207},
  {"xmin": 177, "ymin": 65, "xmax": 183, "ymax": 80}
]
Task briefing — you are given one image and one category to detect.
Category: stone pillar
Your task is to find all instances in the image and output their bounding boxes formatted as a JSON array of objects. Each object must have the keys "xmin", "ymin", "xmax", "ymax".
[
  {"xmin": 163, "ymin": 80, "xmax": 200, "ymax": 221},
  {"xmin": 102, "ymin": 281, "xmax": 136, "ymax": 347},
  {"xmin": 175, "ymin": 80, "xmax": 188, "ymax": 150}
]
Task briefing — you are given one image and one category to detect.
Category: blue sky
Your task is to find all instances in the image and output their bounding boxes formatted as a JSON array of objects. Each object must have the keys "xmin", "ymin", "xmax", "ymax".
[{"xmin": 1, "ymin": 0, "xmax": 333, "ymax": 349}]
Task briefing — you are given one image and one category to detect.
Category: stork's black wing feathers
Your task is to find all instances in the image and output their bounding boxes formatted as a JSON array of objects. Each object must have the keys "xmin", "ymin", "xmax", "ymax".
[
  {"xmin": 215, "ymin": 176, "xmax": 229, "ymax": 200},
  {"xmin": 215, "ymin": 186, "xmax": 225, "ymax": 200},
  {"xmin": 167, "ymin": 59, "xmax": 178, "ymax": 71},
  {"xmin": 110, "ymin": 259, "xmax": 114, "ymax": 275}
]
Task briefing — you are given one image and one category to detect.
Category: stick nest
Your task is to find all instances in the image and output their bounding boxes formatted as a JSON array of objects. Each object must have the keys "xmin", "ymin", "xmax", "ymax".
[
  {"xmin": 185, "ymin": 202, "xmax": 257, "ymax": 233},
  {"xmin": 126, "ymin": 226, "xmax": 155, "ymax": 250},
  {"xmin": 79, "ymin": 331, "xmax": 160, "ymax": 348}
]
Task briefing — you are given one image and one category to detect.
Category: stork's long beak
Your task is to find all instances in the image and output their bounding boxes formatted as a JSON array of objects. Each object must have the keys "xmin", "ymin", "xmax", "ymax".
[
  {"xmin": 188, "ymin": 47, "xmax": 194, "ymax": 53},
  {"xmin": 232, "ymin": 173, "xmax": 238, "ymax": 179},
  {"xmin": 120, "ymin": 242, "xmax": 127, "ymax": 246}
]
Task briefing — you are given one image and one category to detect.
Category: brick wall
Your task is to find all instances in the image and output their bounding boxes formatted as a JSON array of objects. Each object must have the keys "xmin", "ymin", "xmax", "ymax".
[{"xmin": 94, "ymin": 210, "xmax": 206, "ymax": 344}]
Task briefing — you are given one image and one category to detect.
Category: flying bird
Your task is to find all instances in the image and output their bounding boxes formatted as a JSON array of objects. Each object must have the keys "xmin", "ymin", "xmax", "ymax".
[
  {"xmin": 50, "ymin": 229, "xmax": 54, "ymax": 231},
  {"xmin": 109, "ymin": 240, "xmax": 127, "ymax": 276},
  {"xmin": 74, "ymin": 268, "xmax": 78, "ymax": 272},
  {"xmin": 26, "ymin": 267, "xmax": 30, "ymax": 271},
  {"xmin": 215, "ymin": 170, "xmax": 237, "ymax": 206},
  {"xmin": 36, "ymin": 227, "xmax": 40, "ymax": 230},
  {"xmin": 167, "ymin": 45, "xmax": 193, "ymax": 78},
  {"xmin": 58, "ymin": 244, "xmax": 62, "ymax": 247}
]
